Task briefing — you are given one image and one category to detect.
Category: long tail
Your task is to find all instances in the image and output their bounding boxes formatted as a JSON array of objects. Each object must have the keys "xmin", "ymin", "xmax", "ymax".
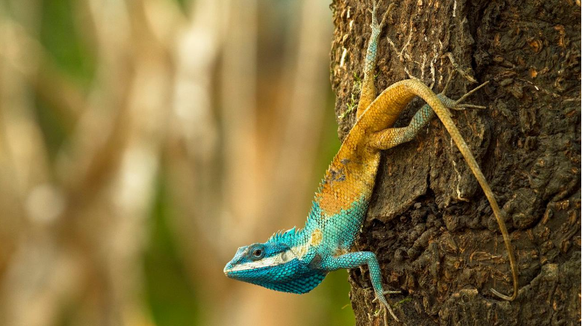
[{"xmin": 361, "ymin": 79, "xmax": 518, "ymax": 301}]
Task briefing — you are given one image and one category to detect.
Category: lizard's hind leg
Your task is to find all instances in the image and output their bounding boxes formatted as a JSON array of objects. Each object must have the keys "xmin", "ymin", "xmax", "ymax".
[
  {"xmin": 367, "ymin": 99, "xmax": 436, "ymax": 150},
  {"xmin": 367, "ymin": 81, "xmax": 489, "ymax": 150},
  {"xmin": 356, "ymin": 2, "xmax": 393, "ymax": 119}
]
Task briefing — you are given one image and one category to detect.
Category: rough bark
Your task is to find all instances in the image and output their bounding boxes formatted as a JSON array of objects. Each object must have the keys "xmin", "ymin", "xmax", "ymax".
[{"xmin": 330, "ymin": 0, "xmax": 581, "ymax": 325}]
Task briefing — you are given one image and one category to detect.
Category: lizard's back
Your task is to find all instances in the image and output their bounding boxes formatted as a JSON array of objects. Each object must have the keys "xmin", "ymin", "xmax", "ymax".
[{"xmin": 304, "ymin": 82, "xmax": 419, "ymax": 253}]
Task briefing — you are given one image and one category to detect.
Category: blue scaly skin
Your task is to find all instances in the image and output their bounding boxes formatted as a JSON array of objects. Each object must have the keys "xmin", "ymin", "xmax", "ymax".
[{"xmin": 224, "ymin": 1, "xmax": 518, "ymax": 322}]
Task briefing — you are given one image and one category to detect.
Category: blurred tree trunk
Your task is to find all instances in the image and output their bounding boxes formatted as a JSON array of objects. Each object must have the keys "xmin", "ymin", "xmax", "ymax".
[{"xmin": 330, "ymin": 0, "xmax": 580, "ymax": 324}]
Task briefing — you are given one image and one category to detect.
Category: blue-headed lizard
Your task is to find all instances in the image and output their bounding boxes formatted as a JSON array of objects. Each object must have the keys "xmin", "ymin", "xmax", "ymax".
[{"xmin": 224, "ymin": 2, "xmax": 518, "ymax": 322}]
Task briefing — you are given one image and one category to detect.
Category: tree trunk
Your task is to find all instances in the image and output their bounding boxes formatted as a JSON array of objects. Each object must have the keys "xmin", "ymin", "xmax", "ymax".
[{"xmin": 330, "ymin": 0, "xmax": 580, "ymax": 324}]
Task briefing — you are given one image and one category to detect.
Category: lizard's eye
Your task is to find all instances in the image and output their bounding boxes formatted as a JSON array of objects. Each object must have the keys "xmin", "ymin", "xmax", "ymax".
[{"xmin": 252, "ymin": 249, "xmax": 264, "ymax": 258}]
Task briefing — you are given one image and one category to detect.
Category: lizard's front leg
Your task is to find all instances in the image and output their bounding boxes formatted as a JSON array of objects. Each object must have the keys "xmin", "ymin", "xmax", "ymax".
[{"xmin": 320, "ymin": 251, "xmax": 400, "ymax": 321}]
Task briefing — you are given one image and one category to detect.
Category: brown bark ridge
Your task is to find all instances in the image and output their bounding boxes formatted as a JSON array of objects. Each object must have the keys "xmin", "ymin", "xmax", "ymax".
[{"xmin": 329, "ymin": 0, "xmax": 581, "ymax": 324}]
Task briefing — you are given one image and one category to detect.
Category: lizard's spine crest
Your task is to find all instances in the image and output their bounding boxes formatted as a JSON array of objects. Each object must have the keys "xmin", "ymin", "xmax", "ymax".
[{"xmin": 267, "ymin": 227, "xmax": 299, "ymax": 245}]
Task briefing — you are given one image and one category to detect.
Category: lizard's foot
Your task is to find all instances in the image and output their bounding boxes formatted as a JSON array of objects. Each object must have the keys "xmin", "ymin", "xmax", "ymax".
[
  {"xmin": 455, "ymin": 81, "xmax": 489, "ymax": 107},
  {"xmin": 369, "ymin": 1, "xmax": 393, "ymax": 32},
  {"xmin": 438, "ymin": 80, "xmax": 490, "ymax": 111},
  {"xmin": 372, "ymin": 289, "xmax": 401, "ymax": 302},
  {"xmin": 380, "ymin": 298, "xmax": 400, "ymax": 322},
  {"xmin": 451, "ymin": 81, "xmax": 490, "ymax": 110},
  {"xmin": 373, "ymin": 291, "xmax": 400, "ymax": 322},
  {"xmin": 439, "ymin": 57, "xmax": 489, "ymax": 111}
]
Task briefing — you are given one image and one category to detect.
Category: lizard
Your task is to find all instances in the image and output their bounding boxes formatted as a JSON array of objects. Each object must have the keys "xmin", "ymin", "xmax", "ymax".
[{"xmin": 223, "ymin": 1, "xmax": 518, "ymax": 322}]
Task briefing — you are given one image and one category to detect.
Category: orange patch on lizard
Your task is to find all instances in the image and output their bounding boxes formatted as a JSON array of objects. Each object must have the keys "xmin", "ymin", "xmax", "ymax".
[
  {"xmin": 310, "ymin": 229, "xmax": 323, "ymax": 246},
  {"xmin": 317, "ymin": 139, "xmax": 379, "ymax": 216}
]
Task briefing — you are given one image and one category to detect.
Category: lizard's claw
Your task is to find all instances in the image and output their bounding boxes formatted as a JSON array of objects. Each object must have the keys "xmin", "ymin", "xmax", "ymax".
[
  {"xmin": 450, "ymin": 104, "xmax": 487, "ymax": 111},
  {"xmin": 438, "ymin": 80, "xmax": 490, "ymax": 111},
  {"xmin": 370, "ymin": 1, "xmax": 393, "ymax": 31},
  {"xmin": 452, "ymin": 80, "xmax": 490, "ymax": 107},
  {"xmin": 372, "ymin": 290, "xmax": 401, "ymax": 302},
  {"xmin": 381, "ymin": 299, "xmax": 400, "ymax": 322},
  {"xmin": 440, "ymin": 60, "xmax": 490, "ymax": 111},
  {"xmin": 383, "ymin": 290, "xmax": 402, "ymax": 295},
  {"xmin": 373, "ymin": 291, "xmax": 400, "ymax": 322}
]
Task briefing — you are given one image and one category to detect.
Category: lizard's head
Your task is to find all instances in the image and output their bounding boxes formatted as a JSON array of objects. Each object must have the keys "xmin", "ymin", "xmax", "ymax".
[{"xmin": 224, "ymin": 228, "xmax": 326, "ymax": 294}]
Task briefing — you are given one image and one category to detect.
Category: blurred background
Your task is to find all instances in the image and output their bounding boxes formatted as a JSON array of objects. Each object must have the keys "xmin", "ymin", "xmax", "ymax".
[{"xmin": 0, "ymin": 0, "xmax": 355, "ymax": 325}]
